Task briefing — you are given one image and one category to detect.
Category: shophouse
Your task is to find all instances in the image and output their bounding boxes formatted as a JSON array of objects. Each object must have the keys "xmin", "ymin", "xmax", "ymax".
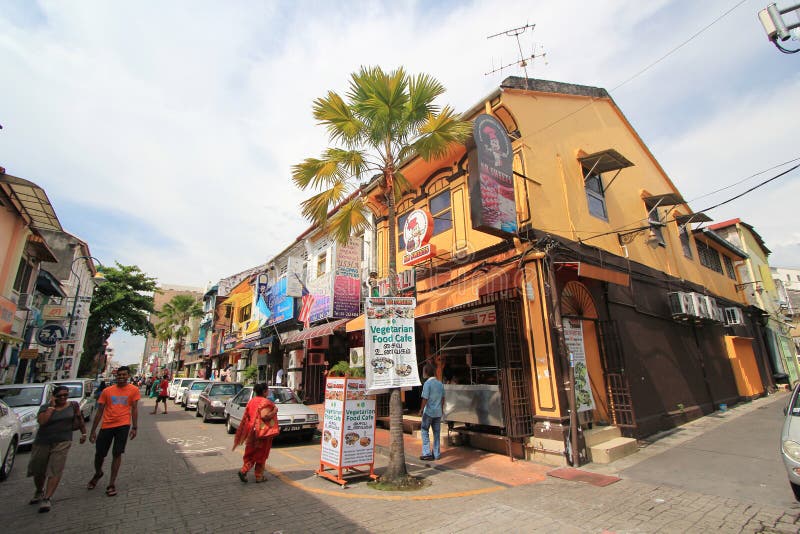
[
  {"xmin": 345, "ymin": 77, "xmax": 766, "ymax": 465},
  {"xmin": 772, "ymin": 266, "xmax": 800, "ymax": 357},
  {"xmin": 140, "ymin": 284, "xmax": 203, "ymax": 376}
]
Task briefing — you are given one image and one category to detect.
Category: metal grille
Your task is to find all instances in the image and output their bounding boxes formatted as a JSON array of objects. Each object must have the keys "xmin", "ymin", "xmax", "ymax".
[
  {"xmin": 495, "ymin": 298, "xmax": 534, "ymax": 438},
  {"xmin": 598, "ymin": 320, "xmax": 636, "ymax": 428}
]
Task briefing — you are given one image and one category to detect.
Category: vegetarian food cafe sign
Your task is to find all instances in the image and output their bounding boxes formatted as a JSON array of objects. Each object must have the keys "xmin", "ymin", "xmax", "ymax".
[{"xmin": 364, "ymin": 297, "xmax": 421, "ymax": 393}]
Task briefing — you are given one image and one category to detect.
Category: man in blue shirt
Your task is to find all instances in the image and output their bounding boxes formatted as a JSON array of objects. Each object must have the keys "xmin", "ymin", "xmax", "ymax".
[{"xmin": 419, "ymin": 363, "xmax": 445, "ymax": 461}]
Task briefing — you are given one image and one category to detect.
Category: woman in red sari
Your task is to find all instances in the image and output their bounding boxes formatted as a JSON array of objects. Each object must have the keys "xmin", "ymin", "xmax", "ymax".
[{"xmin": 232, "ymin": 383, "xmax": 277, "ymax": 483}]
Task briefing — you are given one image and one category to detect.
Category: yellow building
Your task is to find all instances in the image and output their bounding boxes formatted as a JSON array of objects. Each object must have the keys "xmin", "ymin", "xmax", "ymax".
[{"xmin": 358, "ymin": 77, "xmax": 769, "ymax": 465}]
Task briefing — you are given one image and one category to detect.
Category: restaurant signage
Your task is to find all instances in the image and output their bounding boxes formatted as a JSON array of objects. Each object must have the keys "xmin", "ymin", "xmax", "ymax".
[
  {"xmin": 402, "ymin": 209, "xmax": 436, "ymax": 266},
  {"xmin": 42, "ymin": 304, "xmax": 68, "ymax": 320},
  {"xmin": 364, "ymin": 297, "xmax": 420, "ymax": 393},
  {"xmin": 375, "ymin": 269, "xmax": 416, "ymax": 298},
  {"xmin": 468, "ymin": 114, "xmax": 517, "ymax": 237}
]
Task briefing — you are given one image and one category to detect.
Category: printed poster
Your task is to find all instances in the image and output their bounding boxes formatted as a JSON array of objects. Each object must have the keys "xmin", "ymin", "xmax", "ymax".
[
  {"xmin": 320, "ymin": 378, "xmax": 345, "ymax": 466},
  {"xmin": 562, "ymin": 318, "xmax": 595, "ymax": 412},
  {"xmin": 341, "ymin": 379, "xmax": 375, "ymax": 466},
  {"xmin": 364, "ymin": 297, "xmax": 421, "ymax": 393}
]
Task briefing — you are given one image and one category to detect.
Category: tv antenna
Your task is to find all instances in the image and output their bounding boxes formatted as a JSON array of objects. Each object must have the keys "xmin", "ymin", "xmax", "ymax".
[{"xmin": 485, "ymin": 23, "xmax": 547, "ymax": 83}]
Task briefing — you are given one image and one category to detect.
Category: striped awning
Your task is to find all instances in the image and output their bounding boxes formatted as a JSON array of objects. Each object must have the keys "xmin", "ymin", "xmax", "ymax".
[{"xmin": 281, "ymin": 318, "xmax": 349, "ymax": 345}]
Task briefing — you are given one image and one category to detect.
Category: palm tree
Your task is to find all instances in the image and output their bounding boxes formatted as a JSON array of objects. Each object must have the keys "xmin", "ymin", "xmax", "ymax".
[
  {"xmin": 292, "ymin": 66, "xmax": 470, "ymax": 484},
  {"xmin": 158, "ymin": 295, "xmax": 204, "ymax": 374}
]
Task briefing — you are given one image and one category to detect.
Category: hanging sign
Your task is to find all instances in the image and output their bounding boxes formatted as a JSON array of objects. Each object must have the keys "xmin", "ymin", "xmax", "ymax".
[
  {"xmin": 37, "ymin": 323, "xmax": 66, "ymax": 347},
  {"xmin": 42, "ymin": 304, "xmax": 68, "ymax": 320},
  {"xmin": 364, "ymin": 297, "xmax": 420, "ymax": 392},
  {"xmin": 402, "ymin": 209, "xmax": 436, "ymax": 266},
  {"xmin": 317, "ymin": 377, "xmax": 376, "ymax": 486},
  {"xmin": 468, "ymin": 114, "xmax": 517, "ymax": 237},
  {"xmin": 562, "ymin": 318, "xmax": 595, "ymax": 412}
]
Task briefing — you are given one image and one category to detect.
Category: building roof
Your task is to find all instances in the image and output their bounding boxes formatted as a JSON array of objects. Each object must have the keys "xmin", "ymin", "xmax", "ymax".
[
  {"xmin": 707, "ymin": 218, "xmax": 771, "ymax": 256},
  {"xmin": 0, "ymin": 172, "xmax": 62, "ymax": 232},
  {"xmin": 693, "ymin": 228, "xmax": 748, "ymax": 259}
]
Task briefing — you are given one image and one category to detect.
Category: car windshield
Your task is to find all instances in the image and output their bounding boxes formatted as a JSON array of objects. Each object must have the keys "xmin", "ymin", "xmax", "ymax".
[
  {"xmin": 58, "ymin": 383, "xmax": 83, "ymax": 398},
  {"xmin": 190, "ymin": 382, "xmax": 209, "ymax": 391},
  {"xmin": 0, "ymin": 386, "xmax": 44, "ymax": 407},
  {"xmin": 269, "ymin": 388, "xmax": 299, "ymax": 404},
  {"xmin": 790, "ymin": 388, "xmax": 800, "ymax": 416},
  {"xmin": 180, "ymin": 379, "xmax": 194, "ymax": 387},
  {"xmin": 209, "ymin": 384, "xmax": 238, "ymax": 396}
]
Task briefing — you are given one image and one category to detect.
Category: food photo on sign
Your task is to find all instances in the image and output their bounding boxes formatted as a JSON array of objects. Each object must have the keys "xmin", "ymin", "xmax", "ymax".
[{"xmin": 364, "ymin": 297, "xmax": 421, "ymax": 394}]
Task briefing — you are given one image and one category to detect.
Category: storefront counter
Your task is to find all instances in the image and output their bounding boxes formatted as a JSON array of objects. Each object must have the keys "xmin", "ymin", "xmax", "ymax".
[{"xmin": 443, "ymin": 384, "xmax": 504, "ymax": 427}]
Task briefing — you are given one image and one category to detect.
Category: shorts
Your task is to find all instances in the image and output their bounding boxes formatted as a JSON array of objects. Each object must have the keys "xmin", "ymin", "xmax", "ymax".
[
  {"xmin": 27, "ymin": 441, "xmax": 72, "ymax": 478},
  {"xmin": 156, "ymin": 395, "xmax": 168, "ymax": 403},
  {"xmin": 95, "ymin": 425, "xmax": 130, "ymax": 458}
]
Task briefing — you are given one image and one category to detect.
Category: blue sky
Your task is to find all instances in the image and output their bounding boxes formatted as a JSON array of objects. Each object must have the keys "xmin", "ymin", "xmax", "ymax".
[{"xmin": 1, "ymin": 0, "xmax": 798, "ymax": 364}]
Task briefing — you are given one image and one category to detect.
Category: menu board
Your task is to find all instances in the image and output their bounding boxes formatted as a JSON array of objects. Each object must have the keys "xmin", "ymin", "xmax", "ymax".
[
  {"xmin": 364, "ymin": 297, "xmax": 421, "ymax": 393},
  {"xmin": 562, "ymin": 318, "xmax": 595, "ymax": 412},
  {"xmin": 320, "ymin": 377, "xmax": 375, "ymax": 468}
]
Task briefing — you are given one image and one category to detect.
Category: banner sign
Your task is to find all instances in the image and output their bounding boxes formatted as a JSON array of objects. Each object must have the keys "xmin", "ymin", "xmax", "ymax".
[
  {"xmin": 42, "ymin": 304, "xmax": 68, "ymax": 320},
  {"xmin": 308, "ymin": 272, "xmax": 333, "ymax": 322},
  {"xmin": 468, "ymin": 114, "xmax": 517, "ymax": 237},
  {"xmin": 333, "ymin": 238, "xmax": 361, "ymax": 318},
  {"xmin": 19, "ymin": 348, "xmax": 39, "ymax": 360},
  {"xmin": 286, "ymin": 257, "xmax": 304, "ymax": 297},
  {"xmin": 364, "ymin": 297, "xmax": 420, "ymax": 392},
  {"xmin": 265, "ymin": 276, "xmax": 295, "ymax": 325},
  {"xmin": 318, "ymin": 377, "xmax": 376, "ymax": 485},
  {"xmin": 375, "ymin": 269, "xmax": 416, "ymax": 298},
  {"xmin": 37, "ymin": 323, "xmax": 66, "ymax": 347},
  {"xmin": 0, "ymin": 296, "xmax": 16, "ymax": 335},
  {"xmin": 562, "ymin": 318, "xmax": 595, "ymax": 412},
  {"xmin": 402, "ymin": 209, "xmax": 436, "ymax": 266}
]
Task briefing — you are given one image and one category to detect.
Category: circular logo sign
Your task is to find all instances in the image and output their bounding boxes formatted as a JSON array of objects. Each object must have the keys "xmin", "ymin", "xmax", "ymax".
[
  {"xmin": 403, "ymin": 209, "xmax": 434, "ymax": 253},
  {"xmin": 37, "ymin": 323, "xmax": 66, "ymax": 347}
]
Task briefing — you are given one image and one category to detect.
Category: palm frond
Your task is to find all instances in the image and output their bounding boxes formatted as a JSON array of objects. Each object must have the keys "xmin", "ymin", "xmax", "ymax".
[
  {"xmin": 407, "ymin": 72, "xmax": 445, "ymax": 123},
  {"xmin": 313, "ymin": 91, "xmax": 364, "ymax": 146},
  {"xmin": 412, "ymin": 106, "xmax": 472, "ymax": 161},
  {"xmin": 292, "ymin": 148, "xmax": 368, "ymax": 190},
  {"xmin": 299, "ymin": 179, "xmax": 349, "ymax": 225},
  {"xmin": 350, "ymin": 66, "xmax": 409, "ymax": 146},
  {"xmin": 324, "ymin": 196, "xmax": 372, "ymax": 244}
]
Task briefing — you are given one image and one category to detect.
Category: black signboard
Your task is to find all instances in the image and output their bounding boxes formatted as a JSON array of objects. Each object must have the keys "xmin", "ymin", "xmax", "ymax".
[{"xmin": 468, "ymin": 114, "xmax": 517, "ymax": 237}]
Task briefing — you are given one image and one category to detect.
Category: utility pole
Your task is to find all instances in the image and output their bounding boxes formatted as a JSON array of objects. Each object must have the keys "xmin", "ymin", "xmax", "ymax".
[{"xmin": 759, "ymin": 2, "xmax": 800, "ymax": 53}]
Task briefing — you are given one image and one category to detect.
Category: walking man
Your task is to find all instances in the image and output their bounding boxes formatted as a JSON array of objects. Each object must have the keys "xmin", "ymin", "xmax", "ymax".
[
  {"xmin": 87, "ymin": 365, "xmax": 140, "ymax": 496},
  {"xmin": 150, "ymin": 373, "xmax": 169, "ymax": 415},
  {"xmin": 419, "ymin": 363, "xmax": 445, "ymax": 461}
]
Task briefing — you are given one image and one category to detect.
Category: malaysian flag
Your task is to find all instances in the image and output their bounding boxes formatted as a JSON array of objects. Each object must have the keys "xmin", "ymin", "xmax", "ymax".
[{"xmin": 298, "ymin": 285, "xmax": 315, "ymax": 330}]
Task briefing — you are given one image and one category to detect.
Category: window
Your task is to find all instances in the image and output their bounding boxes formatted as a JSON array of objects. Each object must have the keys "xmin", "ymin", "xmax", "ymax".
[
  {"xmin": 316, "ymin": 252, "xmax": 327, "ymax": 277},
  {"xmin": 430, "ymin": 190, "xmax": 452, "ymax": 236},
  {"xmin": 723, "ymin": 255, "xmax": 737, "ymax": 280},
  {"xmin": 647, "ymin": 207, "xmax": 665, "ymax": 246},
  {"xmin": 584, "ymin": 171, "xmax": 607, "ymax": 219},
  {"xmin": 397, "ymin": 211, "xmax": 410, "ymax": 251},
  {"xmin": 679, "ymin": 226, "xmax": 693, "ymax": 259},
  {"xmin": 238, "ymin": 304, "xmax": 251, "ymax": 322},
  {"xmin": 12, "ymin": 257, "xmax": 33, "ymax": 293},
  {"xmin": 696, "ymin": 240, "xmax": 723, "ymax": 274}
]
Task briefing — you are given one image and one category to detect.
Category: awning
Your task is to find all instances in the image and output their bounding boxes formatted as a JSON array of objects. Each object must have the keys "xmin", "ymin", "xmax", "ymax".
[
  {"xmin": 675, "ymin": 212, "xmax": 712, "ymax": 225},
  {"xmin": 281, "ymin": 318, "xmax": 349, "ymax": 345},
  {"xmin": 222, "ymin": 291, "xmax": 252, "ymax": 307},
  {"xmin": 554, "ymin": 262, "xmax": 630, "ymax": 287},
  {"xmin": 0, "ymin": 173, "xmax": 62, "ymax": 232},
  {"xmin": 643, "ymin": 193, "xmax": 685, "ymax": 210},
  {"xmin": 578, "ymin": 149, "xmax": 634, "ymax": 175},
  {"xmin": 0, "ymin": 332, "xmax": 24, "ymax": 345},
  {"xmin": 26, "ymin": 232, "xmax": 58, "ymax": 263}
]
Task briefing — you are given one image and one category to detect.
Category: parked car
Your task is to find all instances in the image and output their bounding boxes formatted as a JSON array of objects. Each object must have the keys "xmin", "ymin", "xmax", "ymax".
[
  {"xmin": 0, "ymin": 399, "xmax": 21, "ymax": 480},
  {"xmin": 0, "ymin": 383, "xmax": 53, "ymax": 447},
  {"xmin": 781, "ymin": 382, "xmax": 800, "ymax": 500},
  {"xmin": 167, "ymin": 378, "xmax": 182, "ymax": 399},
  {"xmin": 197, "ymin": 382, "xmax": 243, "ymax": 423},
  {"xmin": 224, "ymin": 386, "xmax": 318, "ymax": 441},
  {"xmin": 48, "ymin": 379, "xmax": 96, "ymax": 421},
  {"xmin": 174, "ymin": 378, "xmax": 196, "ymax": 405},
  {"xmin": 183, "ymin": 380, "xmax": 210, "ymax": 410}
]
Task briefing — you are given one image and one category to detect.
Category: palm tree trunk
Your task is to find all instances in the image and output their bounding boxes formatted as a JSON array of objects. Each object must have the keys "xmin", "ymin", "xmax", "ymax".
[{"xmin": 383, "ymin": 166, "xmax": 408, "ymax": 482}]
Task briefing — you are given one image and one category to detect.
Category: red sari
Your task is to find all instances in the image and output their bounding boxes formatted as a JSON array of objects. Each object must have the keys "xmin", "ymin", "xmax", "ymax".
[{"xmin": 233, "ymin": 395, "xmax": 277, "ymax": 480}]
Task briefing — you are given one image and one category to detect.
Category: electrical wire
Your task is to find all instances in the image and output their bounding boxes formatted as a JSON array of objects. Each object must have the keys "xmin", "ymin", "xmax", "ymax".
[
  {"xmin": 686, "ymin": 155, "xmax": 800, "ymax": 202},
  {"xmin": 775, "ymin": 40, "xmax": 800, "ymax": 54}
]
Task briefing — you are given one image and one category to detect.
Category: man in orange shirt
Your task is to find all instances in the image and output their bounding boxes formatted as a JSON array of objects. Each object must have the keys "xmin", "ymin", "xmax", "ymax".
[{"xmin": 87, "ymin": 366, "xmax": 140, "ymax": 497}]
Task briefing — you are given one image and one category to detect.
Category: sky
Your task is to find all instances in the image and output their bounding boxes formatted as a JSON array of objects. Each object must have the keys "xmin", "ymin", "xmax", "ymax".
[{"xmin": 2, "ymin": 0, "xmax": 799, "ymax": 366}]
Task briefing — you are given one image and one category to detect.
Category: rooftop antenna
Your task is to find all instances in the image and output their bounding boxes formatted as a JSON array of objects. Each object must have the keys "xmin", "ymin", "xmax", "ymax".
[{"xmin": 485, "ymin": 23, "xmax": 547, "ymax": 87}]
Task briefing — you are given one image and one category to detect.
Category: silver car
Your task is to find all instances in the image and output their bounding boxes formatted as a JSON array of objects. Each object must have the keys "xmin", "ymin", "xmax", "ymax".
[
  {"xmin": 183, "ymin": 380, "xmax": 210, "ymax": 410},
  {"xmin": 0, "ymin": 399, "xmax": 21, "ymax": 480},
  {"xmin": 174, "ymin": 378, "xmax": 196, "ymax": 405},
  {"xmin": 781, "ymin": 382, "xmax": 800, "ymax": 500},
  {"xmin": 0, "ymin": 384, "xmax": 52, "ymax": 447},
  {"xmin": 224, "ymin": 386, "xmax": 318, "ymax": 441},
  {"xmin": 48, "ymin": 379, "xmax": 96, "ymax": 421}
]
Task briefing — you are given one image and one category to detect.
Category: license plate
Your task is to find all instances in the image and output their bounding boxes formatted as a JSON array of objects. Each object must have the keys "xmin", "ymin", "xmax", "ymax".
[{"xmin": 284, "ymin": 425, "xmax": 302, "ymax": 432}]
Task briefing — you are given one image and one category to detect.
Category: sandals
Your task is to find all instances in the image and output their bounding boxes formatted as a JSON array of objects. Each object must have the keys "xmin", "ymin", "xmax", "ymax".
[
  {"xmin": 106, "ymin": 485, "xmax": 117, "ymax": 497},
  {"xmin": 237, "ymin": 471, "xmax": 248, "ymax": 483},
  {"xmin": 87, "ymin": 472, "xmax": 104, "ymax": 490}
]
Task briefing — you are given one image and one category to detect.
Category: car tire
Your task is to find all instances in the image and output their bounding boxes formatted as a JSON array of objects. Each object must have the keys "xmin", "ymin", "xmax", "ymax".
[
  {"xmin": 0, "ymin": 437, "xmax": 17, "ymax": 481},
  {"xmin": 791, "ymin": 482, "xmax": 800, "ymax": 501},
  {"xmin": 226, "ymin": 416, "xmax": 236, "ymax": 434},
  {"xmin": 303, "ymin": 432, "xmax": 315, "ymax": 443},
  {"xmin": 184, "ymin": 404, "xmax": 189, "ymax": 411}
]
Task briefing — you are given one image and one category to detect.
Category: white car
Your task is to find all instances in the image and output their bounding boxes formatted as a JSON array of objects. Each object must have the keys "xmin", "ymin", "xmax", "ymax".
[
  {"xmin": 0, "ymin": 384, "xmax": 53, "ymax": 447},
  {"xmin": 167, "ymin": 378, "xmax": 182, "ymax": 399},
  {"xmin": 174, "ymin": 379, "xmax": 196, "ymax": 405},
  {"xmin": 0, "ymin": 399, "xmax": 21, "ymax": 480},
  {"xmin": 224, "ymin": 386, "xmax": 318, "ymax": 441},
  {"xmin": 183, "ymin": 380, "xmax": 210, "ymax": 410},
  {"xmin": 48, "ymin": 379, "xmax": 96, "ymax": 421},
  {"xmin": 781, "ymin": 382, "xmax": 800, "ymax": 500}
]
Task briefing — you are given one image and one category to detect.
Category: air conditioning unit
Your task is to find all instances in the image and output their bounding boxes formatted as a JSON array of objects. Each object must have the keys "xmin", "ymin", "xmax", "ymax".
[
  {"xmin": 691, "ymin": 293, "xmax": 711, "ymax": 319},
  {"xmin": 668, "ymin": 291, "xmax": 696, "ymax": 317},
  {"xmin": 710, "ymin": 302, "xmax": 725, "ymax": 323},
  {"xmin": 724, "ymin": 307, "xmax": 744, "ymax": 326},
  {"xmin": 17, "ymin": 293, "xmax": 30, "ymax": 311},
  {"xmin": 307, "ymin": 352, "xmax": 325, "ymax": 365},
  {"xmin": 308, "ymin": 336, "xmax": 329, "ymax": 350}
]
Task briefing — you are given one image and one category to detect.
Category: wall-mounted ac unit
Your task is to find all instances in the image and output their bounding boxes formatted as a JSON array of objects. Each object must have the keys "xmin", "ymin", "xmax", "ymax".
[
  {"xmin": 16, "ymin": 293, "xmax": 30, "ymax": 311},
  {"xmin": 691, "ymin": 293, "xmax": 712, "ymax": 319},
  {"xmin": 724, "ymin": 307, "xmax": 744, "ymax": 326},
  {"xmin": 307, "ymin": 336, "xmax": 329, "ymax": 350},
  {"xmin": 668, "ymin": 291, "xmax": 696, "ymax": 317},
  {"xmin": 307, "ymin": 352, "xmax": 325, "ymax": 365}
]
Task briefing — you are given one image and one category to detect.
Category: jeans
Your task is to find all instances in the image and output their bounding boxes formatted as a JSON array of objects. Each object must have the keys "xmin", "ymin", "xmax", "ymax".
[{"xmin": 420, "ymin": 413, "xmax": 442, "ymax": 459}]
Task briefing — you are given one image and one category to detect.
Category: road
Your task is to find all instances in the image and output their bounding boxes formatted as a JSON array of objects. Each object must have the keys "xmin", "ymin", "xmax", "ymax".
[{"xmin": 0, "ymin": 392, "xmax": 797, "ymax": 533}]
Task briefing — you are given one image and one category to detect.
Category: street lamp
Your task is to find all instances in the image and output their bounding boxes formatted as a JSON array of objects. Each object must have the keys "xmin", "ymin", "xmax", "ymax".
[{"xmin": 66, "ymin": 256, "xmax": 105, "ymax": 339}]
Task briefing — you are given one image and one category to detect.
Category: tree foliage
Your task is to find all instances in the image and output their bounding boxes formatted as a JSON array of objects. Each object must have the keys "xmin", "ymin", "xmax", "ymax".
[
  {"xmin": 155, "ymin": 294, "xmax": 204, "ymax": 367},
  {"xmin": 79, "ymin": 263, "xmax": 158, "ymax": 377},
  {"xmin": 292, "ymin": 66, "xmax": 469, "ymax": 484}
]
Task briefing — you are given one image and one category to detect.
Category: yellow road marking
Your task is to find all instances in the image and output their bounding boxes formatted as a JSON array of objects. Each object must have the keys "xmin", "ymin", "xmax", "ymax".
[{"xmin": 275, "ymin": 449, "xmax": 308, "ymax": 464}]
